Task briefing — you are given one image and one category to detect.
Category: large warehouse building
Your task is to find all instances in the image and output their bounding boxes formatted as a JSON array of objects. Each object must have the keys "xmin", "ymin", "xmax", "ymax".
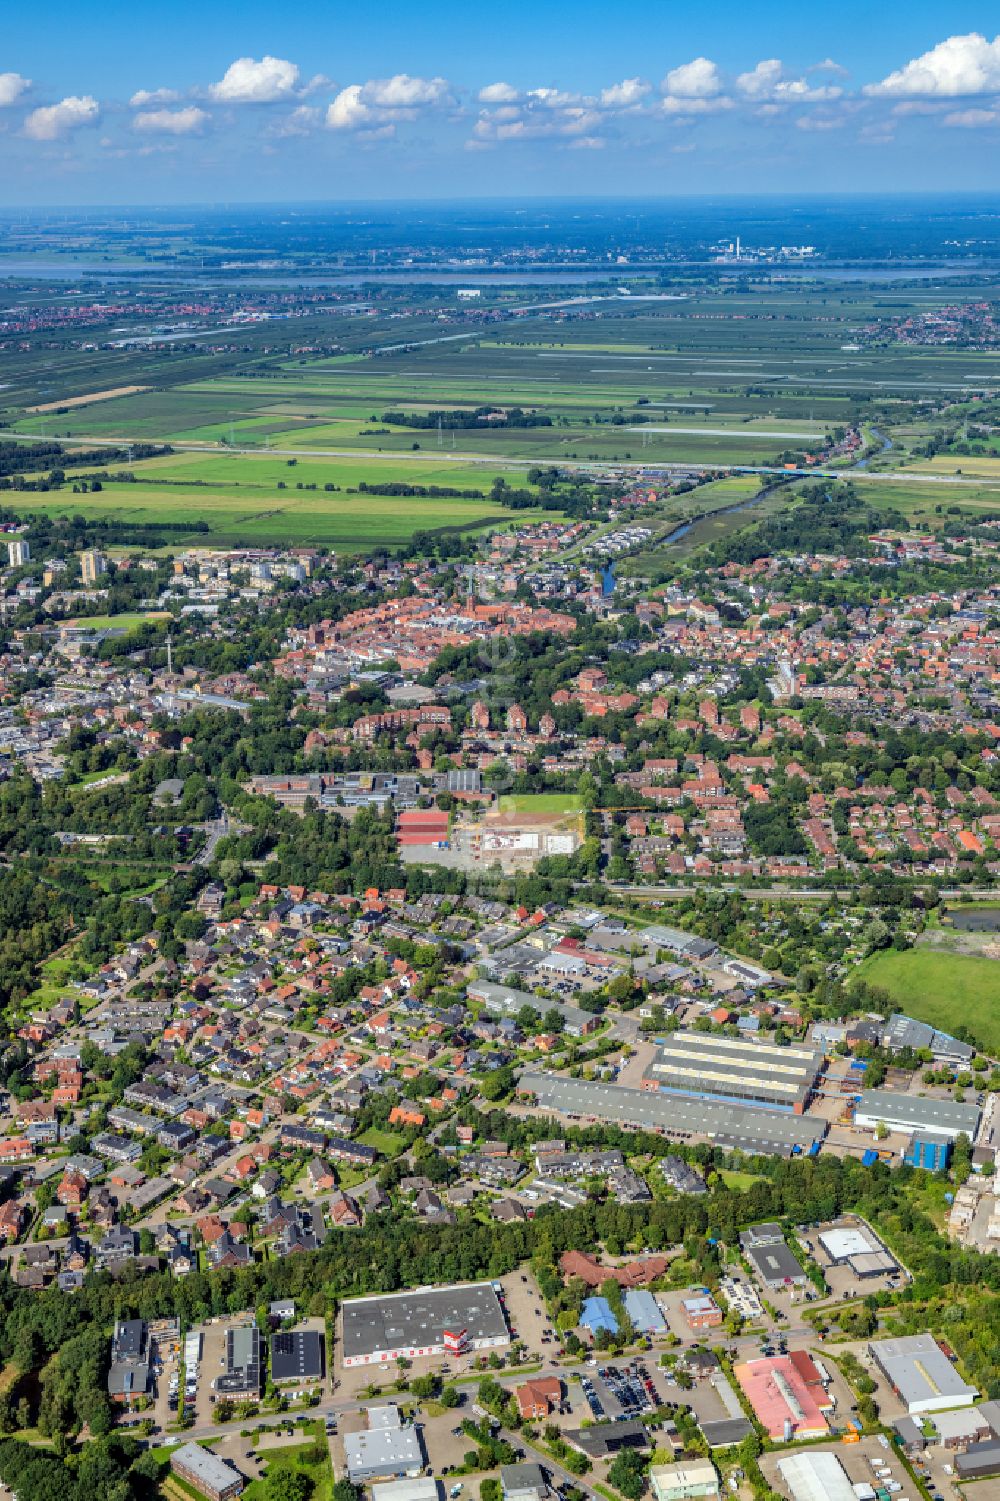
[
  {"xmin": 776, "ymin": 1451, "xmax": 856, "ymax": 1501},
  {"xmin": 518, "ymin": 1072, "xmax": 826, "ymax": 1156},
  {"xmin": 853, "ymin": 1091, "xmax": 981, "ymax": 1144},
  {"xmin": 818, "ymin": 1223, "xmax": 898, "ymax": 1279},
  {"xmin": 869, "ymin": 1333, "xmax": 978, "ymax": 1416},
  {"xmin": 732, "ymin": 1355, "xmax": 829, "ymax": 1441},
  {"xmin": 341, "ymin": 1282, "xmax": 509, "ymax": 1367},
  {"xmin": 641, "ymin": 1033, "xmax": 824, "ymax": 1114}
]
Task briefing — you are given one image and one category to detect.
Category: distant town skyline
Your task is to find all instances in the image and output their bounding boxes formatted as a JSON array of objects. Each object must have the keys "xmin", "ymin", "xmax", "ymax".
[{"xmin": 5, "ymin": 2, "xmax": 1000, "ymax": 202}]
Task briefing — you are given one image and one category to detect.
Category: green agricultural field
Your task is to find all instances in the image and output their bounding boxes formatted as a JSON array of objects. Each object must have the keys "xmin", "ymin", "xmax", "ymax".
[
  {"xmin": 116, "ymin": 448, "xmax": 532, "ymax": 490},
  {"xmin": 4, "ymin": 480, "xmax": 563, "ymax": 549},
  {"xmin": 851, "ymin": 948, "xmax": 1000, "ymax": 1052},
  {"xmin": 15, "ymin": 278, "xmax": 1000, "ymax": 532},
  {"xmin": 848, "ymin": 473, "xmax": 1000, "ymax": 521}
]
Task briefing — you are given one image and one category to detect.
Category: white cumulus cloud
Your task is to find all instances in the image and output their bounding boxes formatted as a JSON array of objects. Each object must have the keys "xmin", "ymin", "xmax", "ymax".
[
  {"xmin": 811, "ymin": 57, "xmax": 849, "ymax": 77},
  {"xmin": 736, "ymin": 59, "xmax": 839, "ymax": 102},
  {"xmin": 362, "ymin": 74, "xmax": 451, "ymax": 108},
  {"xmin": 866, "ymin": 32, "xmax": 1000, "ymax": 97},
  {"xmin": 130, "ymin": 87, "xmax": 180, "ymax": 107},
  {"xmin": 0, "ymin": 72, "xmax": 30, "ymax": 107},
  {"xmin": 660, "ymin": 94, "xmax": 732, "ymax": 115},
  {"xmin": 23, "ymin": 94, "xmax": 99, "ymax": 140},
  {"xmin": 737, "ymin": 59, "xmax": 783, "ymax": 98},
  {"xmin": 526, "ymin": 87, "xmax": 580, "ymax": 106},
  {"xmin": 600, "ymin": 77, "xmax": 650, "ymax": 108},
  {"xmin": 479, "ymin": 81, "xmax": 519, "ymax": 103},
  {"xmin": 775, "ymin": 78, "xmax": 842, "ymax": 101},
  {"xmin": 662, "ymin": 57, "xmax": 722, "ymax": 99},
  {"xmin": 210, "ymin": 55, "xmax": 300, "ymax": 103},
  {"xmin": 327, "ymin": 74, "xmax": 453, "ymax": 131},
  {"xmin": 326, "ymin": 85, "xmax": 372, "ymax": 130},
  {"xmin": 134, "ymin": 106, "xmax": 208, "ymax": 135}
]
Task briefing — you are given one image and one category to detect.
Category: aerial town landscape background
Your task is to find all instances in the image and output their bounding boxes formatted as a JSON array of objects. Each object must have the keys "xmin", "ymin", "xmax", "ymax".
[{"xmin": 1, "ymin": 8, "xmax": 1000, "ymax": 1501}]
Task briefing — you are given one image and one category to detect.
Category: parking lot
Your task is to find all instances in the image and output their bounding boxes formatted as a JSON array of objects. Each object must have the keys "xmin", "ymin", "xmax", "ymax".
[
  {"xmin": 501, "ymin": 1269, "xmax": 560, "ymax": 1358},
  {"xmin": 655, "ymin": 1286, "xmax": 731, "ymax": 1343},
  {"xmin": 175, "ymin": 1314, "xmax": 249, "ymax": 1427},
  {"xmin": 329, "ymin": 1406, "xmax": 481, "ymax": 1485},
  {"xmin": 581, "ymin": 1359, "xmax": 663, "ymax": 1420}
]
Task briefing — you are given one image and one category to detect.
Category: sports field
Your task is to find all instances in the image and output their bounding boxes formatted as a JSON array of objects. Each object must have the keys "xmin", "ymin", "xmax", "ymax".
[
  {"xmin": 496, "ymin": 793, "xmax": 585, "ymax": 815},
  {"xmin": 851, "ymin": 948, "xmax": 1000, "ymax": 1052},
  {"xmin": 66, "ymin": 611, "xmax": 171, "ymax": 630}
]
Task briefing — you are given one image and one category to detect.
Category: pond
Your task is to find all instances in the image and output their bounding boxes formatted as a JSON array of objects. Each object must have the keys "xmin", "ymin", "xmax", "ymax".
[{"xmin": 948, "ymin": 907, "xmax": 1000, "ymax": 932}]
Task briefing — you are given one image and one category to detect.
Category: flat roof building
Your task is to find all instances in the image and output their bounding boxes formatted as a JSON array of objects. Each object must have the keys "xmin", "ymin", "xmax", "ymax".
[
  {"xmin": 682, "ymin": 1293, "xmax": 723, "ymax": 1330},
  {"xmin": 171, "ymin": 1442, "xmax": 244, "ymax": 1501},
  {"xmin": 469, "ymin": 981, "xmax": 597, "ymax": 1038},
  {"xmin": 869, "ymin": 1333, "xmax": 977, "ymax": 1415},
  {"xmin": 854, "ymin": 1091, "xmax": 980, "ymax": 1144},
  {"xmin": 776, "ymin": 1452, "xmax": 855, "ymax": 1501},
  {"xmin": 650, "ymin": 1461, "xmax": 720, "ymax": 1501},
  {"xmin": 698, "ymin": 1417, "xmax": 753, "ymax": 1450},
  {"xmin": 270, "ymin": 1329, "xmax": 325, "ymax": 1385},
  {"xmin": 931, "ymin": 1408, "xmax": 993, "ymax": 1448},
  {"xmin": 501, "ymin": 1464, "xmax": 548, "ymax": 1501},
  {"xmin": 517, "ymin": 1073, "xmax": 825, "ymax": 1156},
  {"xmin": 744, "ymin": 1240, "xmax": 807, "ymax": 1290},
  {"xmin": 883, "ymin": 1013, "xmax": 974, "ymax": 1064},
  {"xmin": 372, "ymin": 1481, "xmax": 440, "ymax": 1501},
  {"xmin": 565, "ymin": 1421, "xmax": 649, "ymax": 1459},
  {"xmin": 345, "ymin": 1406, "xmax": 426, "ymax": 1483},
  {"xmin": 107, "ymin": 1318, "xmax": 150, "ymax": 1407},
  {"xmin": 818, "ymin": 1223, "xmax": 897, "ymax": 1278},
  {"xmin": 642, "ymin": 1033, "xmax": 824, "ymax": 1114},
  {"xmin": 955, "ymin": 1441, "xmax": 1000, "ymax": 1480},
  {"xmin": 733, "ymin": 1356, "xmax": 829, "ymax": 1441},
  {"xmin": 623, "ymin": 1289, "xmax": 667, "ymax": 1335},
  {"xmin": 215, "ymin": 1324, "xmax": 261, "ymax": 1397},
  {"xmin": 341, "ymin": 1282, "xmax": 509, "ymax": 1367}
]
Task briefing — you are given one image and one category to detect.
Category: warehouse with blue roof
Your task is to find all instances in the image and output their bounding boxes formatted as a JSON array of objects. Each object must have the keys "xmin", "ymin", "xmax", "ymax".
[{"xmin": 581, "ymin": 1297, "xmax": 618, "ymax": 1336}]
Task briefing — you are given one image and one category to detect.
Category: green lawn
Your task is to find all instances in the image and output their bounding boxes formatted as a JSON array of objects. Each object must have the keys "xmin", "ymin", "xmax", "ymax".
[
  {"xmin": 358, "ymin": 1127, "xmax": 407, "ymax": 1155},
  {"xmin": 718, "ymin": 1169, "xmax": 765, "ymax": 1190},
  {"xmin": 244, "ymin": 1432, "xmax": 332, "ymax": 1501},
  {"xmin": 851, "ymin": 948, "xmax": 1000, "ymax": 1052}
]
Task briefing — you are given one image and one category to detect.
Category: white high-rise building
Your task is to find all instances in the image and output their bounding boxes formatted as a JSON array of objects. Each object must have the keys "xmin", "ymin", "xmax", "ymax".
[{"xmin": 7, "ymin": 539, "xmax": 30, "ymax": 568}]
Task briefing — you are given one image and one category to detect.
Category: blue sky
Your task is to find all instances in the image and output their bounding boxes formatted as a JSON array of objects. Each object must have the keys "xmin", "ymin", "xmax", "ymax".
[{"xmin": 4, "ymin": 1, "xmax": 1000, "ymax": 203}]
